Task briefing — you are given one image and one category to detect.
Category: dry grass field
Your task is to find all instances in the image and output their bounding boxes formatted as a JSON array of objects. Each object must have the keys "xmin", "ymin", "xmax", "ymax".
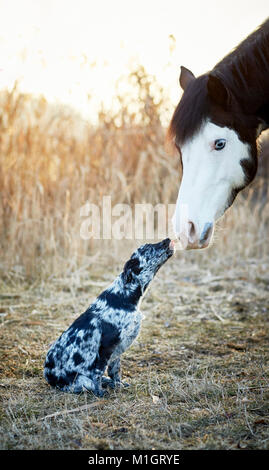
[{"xmin": 0, "ymin": 69, "xmax": 269, "ymax": 450}]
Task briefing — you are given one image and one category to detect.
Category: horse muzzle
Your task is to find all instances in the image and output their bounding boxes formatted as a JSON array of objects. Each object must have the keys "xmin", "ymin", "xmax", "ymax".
[{"xmin": 176, "ymin": 221, "xmax": 214, "ymax": 250}]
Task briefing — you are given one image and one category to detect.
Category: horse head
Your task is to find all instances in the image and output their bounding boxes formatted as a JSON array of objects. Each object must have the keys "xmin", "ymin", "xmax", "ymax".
[{"xmin": 169, "ymin": 64, "xmax": 265, "ymax": 249}]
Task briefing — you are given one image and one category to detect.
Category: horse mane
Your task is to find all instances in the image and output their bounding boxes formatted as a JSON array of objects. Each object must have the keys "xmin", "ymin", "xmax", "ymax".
[
  {"xmin": 213, "ymin": 18, "xmax": 269, "ymax": 113},
  {"xmin": 168, "ymin": 18, "xmax": 269, "ymax": 146}
]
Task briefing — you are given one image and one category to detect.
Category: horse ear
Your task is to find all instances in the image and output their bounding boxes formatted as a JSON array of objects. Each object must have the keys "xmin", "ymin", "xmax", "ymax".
[
  {"xmin": 256, "ymin": 118, "xmax": 267, "ymax": 137},
  {"xmin": 207, "ymin": 74, "xmax": 229, "ymax": 109},
  {"xmin": 179, "ymin": 66, "xmax": 195, "ymax": 90}
]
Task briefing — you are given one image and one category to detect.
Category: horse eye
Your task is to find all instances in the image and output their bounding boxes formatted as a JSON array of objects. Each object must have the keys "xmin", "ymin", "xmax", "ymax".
[{"xmin": 214, "ymin": 139, "xmax": 226, "ymax": 150}]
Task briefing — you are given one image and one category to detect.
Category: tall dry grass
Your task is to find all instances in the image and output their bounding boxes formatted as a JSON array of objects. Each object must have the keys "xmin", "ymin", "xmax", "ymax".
[
  {"xmin": 0, "ymin": 67, "xmax": 177, "ymax": 278},
  {"xmin": 0, "ymin": 66, "xmax": 268, "ymax": 279}
]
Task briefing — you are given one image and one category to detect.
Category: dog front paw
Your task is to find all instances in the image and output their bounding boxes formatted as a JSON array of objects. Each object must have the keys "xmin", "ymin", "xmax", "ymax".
[
  {"xmin": 112, "ymin": 379, "xmax": 130, "ymax": 389},
  {"xmin": 101, "ymin": 376, "xmax": 130, "ymax": 389},
  {"xmin": 118, "ymin": 380, "xmax": 130, "ymax": 388},
  {"xmin": 95, "ymin": 388, "xmax": 109, "ymax": 397},
  {"xmin": 101, "ymin": 376, "xmax": 114, "ymax": 389}
]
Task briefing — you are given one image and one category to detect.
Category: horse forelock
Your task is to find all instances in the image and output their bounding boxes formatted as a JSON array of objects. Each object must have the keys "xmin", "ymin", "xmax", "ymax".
[
  {"xmin": 168, "ymin": 74, "xmax": 210, "ymax": 146},
  {"xmin": 168, "ymin": 73, "xmax": 260, "ymax": 149}
]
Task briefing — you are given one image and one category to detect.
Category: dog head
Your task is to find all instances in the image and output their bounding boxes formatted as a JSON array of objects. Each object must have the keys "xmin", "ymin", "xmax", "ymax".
[{"xmin": 122, "ymin": 238, "xmax": 175, "ymax": 293}]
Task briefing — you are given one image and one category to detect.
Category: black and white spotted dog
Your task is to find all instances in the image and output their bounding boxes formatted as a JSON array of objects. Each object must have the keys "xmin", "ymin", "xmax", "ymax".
[{"xmin": 44, "ymin": 238, "xmax": 174, "ymax": 396}]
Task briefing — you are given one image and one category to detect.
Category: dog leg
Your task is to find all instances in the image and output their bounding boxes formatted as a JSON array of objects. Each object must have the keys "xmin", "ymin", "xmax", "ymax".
[
  {"xmin": 68, "ymin": 373, "xmax": 107, "ymax": 397},
  {"xmin": 107, "ymin": 358, "xmax": 129, "ymax": 388},
  {"xmin": 101, "ymin": 376, "xmax": 115, "ymax": 388}
]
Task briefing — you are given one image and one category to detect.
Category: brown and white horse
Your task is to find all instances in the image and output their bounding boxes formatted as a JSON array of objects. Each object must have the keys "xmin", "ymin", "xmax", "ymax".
[{"xmin": 169, "ymin": 18, "xmax": 269, "ymax": 249}]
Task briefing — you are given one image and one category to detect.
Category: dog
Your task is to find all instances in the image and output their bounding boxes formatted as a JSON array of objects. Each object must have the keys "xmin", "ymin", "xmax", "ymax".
[{"xmin": 44, "ymin": 238, "xmax": 175, "ymax": 396}]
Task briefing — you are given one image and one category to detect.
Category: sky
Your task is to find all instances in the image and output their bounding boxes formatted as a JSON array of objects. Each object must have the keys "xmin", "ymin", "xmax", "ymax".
[{"xmin": 0, "ymin": 0, "xmax": 268, "ymax": 122}]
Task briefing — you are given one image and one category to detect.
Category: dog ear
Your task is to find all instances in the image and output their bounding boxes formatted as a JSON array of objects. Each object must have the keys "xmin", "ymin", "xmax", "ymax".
[
  {"xmin": 123, "ymin": 258, "xmax": 141, "ymax": 284},
  {"xmin": 123, "ymin": 269, "xmax": 133, "ymax": 284}
]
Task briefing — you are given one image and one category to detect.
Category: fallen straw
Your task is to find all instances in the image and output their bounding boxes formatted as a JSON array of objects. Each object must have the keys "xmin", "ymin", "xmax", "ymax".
[{"xmin": 40, "ymin": 401, "xmax": 105, "ymax": 420}]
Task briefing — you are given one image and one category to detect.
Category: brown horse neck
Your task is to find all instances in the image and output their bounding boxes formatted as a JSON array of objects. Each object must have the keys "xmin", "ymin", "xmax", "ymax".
[{"xmin": 213, "ymin": 18, "xmax": 269, "ymax": 121}]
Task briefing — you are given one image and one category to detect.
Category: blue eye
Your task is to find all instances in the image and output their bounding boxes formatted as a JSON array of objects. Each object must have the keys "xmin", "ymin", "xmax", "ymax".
[{"xmin": 214, "ymin": 139, "xmax": 226, "ymax": 150}]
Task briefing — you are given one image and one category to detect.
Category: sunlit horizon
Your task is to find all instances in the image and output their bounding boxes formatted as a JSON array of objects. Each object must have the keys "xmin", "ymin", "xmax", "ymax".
[{"xmin": 0, "ymin": 0, "xmax": 268, "ymax": 124}]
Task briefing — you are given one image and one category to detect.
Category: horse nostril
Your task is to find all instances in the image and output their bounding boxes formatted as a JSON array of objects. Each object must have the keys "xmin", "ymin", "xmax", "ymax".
[
  {"xmin": 200, "ymin": 223, "xmax": 213, "ymax": 244},
  {"xmin": 188, "ymin": 221, "xmax": 196, "ymax": 243}
]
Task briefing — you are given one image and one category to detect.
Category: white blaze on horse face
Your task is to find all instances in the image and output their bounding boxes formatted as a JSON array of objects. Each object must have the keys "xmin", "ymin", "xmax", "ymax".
[{"xmin": 172, "ymin": 121, "xmax": 250, "ymax": 249}]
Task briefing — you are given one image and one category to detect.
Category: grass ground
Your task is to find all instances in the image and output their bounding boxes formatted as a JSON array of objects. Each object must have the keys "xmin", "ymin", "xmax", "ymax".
[
  {"xmin": 1, "ymin": 246, "xmax": 268, "ymax": 450},
  {"xmin": 0, "ymin": 73, "xmax": 268, "ymax": 450}
]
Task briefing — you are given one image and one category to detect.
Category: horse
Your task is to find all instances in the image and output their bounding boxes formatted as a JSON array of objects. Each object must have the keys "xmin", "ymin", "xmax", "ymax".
[{"xmin": 168, "ymin": 18, "xmax": 269, "ymax": 249}]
